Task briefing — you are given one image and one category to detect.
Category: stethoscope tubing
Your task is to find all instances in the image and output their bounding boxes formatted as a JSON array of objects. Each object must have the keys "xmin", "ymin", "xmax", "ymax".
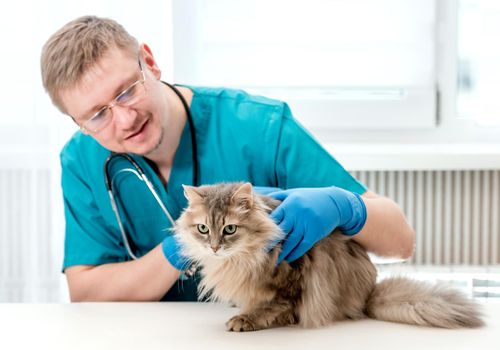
[{"xmin": 103, "ymin": 83, "xmax": 198, "ymax": 260}]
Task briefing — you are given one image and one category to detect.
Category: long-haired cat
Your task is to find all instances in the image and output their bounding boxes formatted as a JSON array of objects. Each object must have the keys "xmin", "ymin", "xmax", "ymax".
[{"xmin": 174, "ymin": 182, "xmax": 484, "ymax": 331}]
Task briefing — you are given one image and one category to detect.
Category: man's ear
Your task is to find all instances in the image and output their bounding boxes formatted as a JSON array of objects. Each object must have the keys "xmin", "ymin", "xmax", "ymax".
[
  {"xmin": 231, "ymin": 182, "xmax": 254, "ymax": 211},
  {"xmin": 139, "ymin": 43, "xmax": 161, "ymax": 80},
  {"xmin": 183, "ymin": 185, "xmax": 203, "ymax": 203}
]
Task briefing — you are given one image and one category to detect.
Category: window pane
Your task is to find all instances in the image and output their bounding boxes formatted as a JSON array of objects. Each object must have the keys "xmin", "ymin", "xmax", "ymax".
[
  {"xmin": 0, "ymin": 3, "xmax": 37, "ymax": 126},
  {"xmin": 174, "ymin": 0, "xmax": 435, "ymax": 88},
  {"xmin": 458, "ymin": 0, "xmax": 500, "ymax": 126},
  {"xmin": 173, "ymin": 0, "xmax": 437, "ymax": 130}
]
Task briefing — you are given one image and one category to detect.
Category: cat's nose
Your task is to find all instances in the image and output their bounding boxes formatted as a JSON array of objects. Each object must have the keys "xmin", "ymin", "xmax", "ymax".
[{"xmin": 211, "ymin": 245, "xmax": 220, "ymax": 253}]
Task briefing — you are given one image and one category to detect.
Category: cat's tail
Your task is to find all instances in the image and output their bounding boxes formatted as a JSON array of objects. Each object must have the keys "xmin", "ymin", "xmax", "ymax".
[{"xmin": 365, "ymin": 276, "xmax": 484, "ymax": 328}]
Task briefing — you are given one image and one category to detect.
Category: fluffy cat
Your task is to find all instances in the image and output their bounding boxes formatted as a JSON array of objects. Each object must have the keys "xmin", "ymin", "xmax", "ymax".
[{"xmin": 174, "ymin": 182, "xmax": 484, "ymax": 331}]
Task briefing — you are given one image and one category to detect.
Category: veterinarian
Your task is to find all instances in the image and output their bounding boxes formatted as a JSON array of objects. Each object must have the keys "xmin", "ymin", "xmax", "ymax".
[{"xmin": 41, "ymin": 16, "xmax": 415, "ymax": 301}]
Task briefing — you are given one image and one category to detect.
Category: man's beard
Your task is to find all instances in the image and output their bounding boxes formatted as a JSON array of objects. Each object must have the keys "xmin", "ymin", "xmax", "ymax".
[{"xmin": 146, "ymin": 126, "xmax": 164, "ymax": 156}]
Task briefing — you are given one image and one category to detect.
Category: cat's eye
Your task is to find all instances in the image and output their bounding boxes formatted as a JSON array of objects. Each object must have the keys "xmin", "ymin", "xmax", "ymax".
[
  {"xmin": 197, "ymin": 224, "xmax": 209, "ymax": 234},
  {"xmin": 223, "ymin": 224, "xmax": 237, "ymax": 235}
]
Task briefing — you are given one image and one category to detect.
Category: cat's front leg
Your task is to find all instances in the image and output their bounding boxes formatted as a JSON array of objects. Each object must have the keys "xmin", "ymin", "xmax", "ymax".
[
  {"xmin": 226, "ymin": 302, "xmax": 297, "ymax": 332},
  {"xmin": 226, "ymin": 314, "xmax": 260, "ymax": 332}
]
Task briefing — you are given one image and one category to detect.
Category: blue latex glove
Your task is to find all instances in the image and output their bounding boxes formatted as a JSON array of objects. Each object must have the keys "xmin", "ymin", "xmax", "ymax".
[
  {"xmin": 269, "ymin": 186, "xmax": 367, "ymax": 263},
  {"xmin": 162, "ymin": 235, "xmax": 192, "ymax": 271}
]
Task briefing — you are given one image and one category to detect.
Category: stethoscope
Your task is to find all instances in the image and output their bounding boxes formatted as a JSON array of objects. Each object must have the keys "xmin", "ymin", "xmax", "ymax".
[{"xmin": 104, "ymin": 82, "xmax": 198, "ymax": 260}]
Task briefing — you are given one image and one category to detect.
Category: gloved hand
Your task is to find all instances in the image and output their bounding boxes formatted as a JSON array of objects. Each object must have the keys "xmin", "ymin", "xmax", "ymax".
[
  {"xmin": 268, "ymin": 186, "xmax": 367, "ymax": 263},
  {"xmin": 162, "ymin": 235, "xmax": 192, "ymax": 271}
]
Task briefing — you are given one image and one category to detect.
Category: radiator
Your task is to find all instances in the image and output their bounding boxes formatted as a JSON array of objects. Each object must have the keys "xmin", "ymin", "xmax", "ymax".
[
  {"xmin": 0, "ymin": 166, "xmax": 62, "ymax": 302},
  {"xmin": 1, "ymin": 167, "xmax": 499, "ymax": 302},
  {"xmin": 353, "ymin": 170, "xmax": 500, "ymax": 266}
]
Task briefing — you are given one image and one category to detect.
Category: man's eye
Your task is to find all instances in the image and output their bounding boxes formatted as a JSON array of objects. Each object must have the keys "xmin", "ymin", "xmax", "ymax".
[
  {"xmin": 93, "ymin": 110, "xmax": 106, "ymax": 121},
  {"xmin": 116, "ymin": 85, "xmax": 136, "ymax": 104},
  {"xmin": 88, "ymin": 108, "xmax": 109, "ymax": 124}
]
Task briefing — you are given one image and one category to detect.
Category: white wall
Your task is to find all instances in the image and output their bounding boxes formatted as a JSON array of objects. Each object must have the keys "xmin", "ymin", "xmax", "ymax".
[{"xmin": 0, "ymin": 0, "xmax": 173, "ymax": 302}]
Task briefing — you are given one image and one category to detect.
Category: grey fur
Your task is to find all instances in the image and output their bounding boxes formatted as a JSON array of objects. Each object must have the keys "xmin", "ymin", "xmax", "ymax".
[{"xmin": 175, "ymin": 183, "xmax": 485, "ymax": 331}]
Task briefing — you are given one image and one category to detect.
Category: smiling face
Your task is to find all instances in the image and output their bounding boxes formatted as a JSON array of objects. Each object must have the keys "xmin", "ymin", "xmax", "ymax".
[{"xmin": 59, "ymin": 46, "xmax": 170, "ymax": 156}]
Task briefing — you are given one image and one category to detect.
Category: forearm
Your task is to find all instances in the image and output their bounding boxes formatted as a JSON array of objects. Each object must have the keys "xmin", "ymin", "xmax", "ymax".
[
  {"xmin": 352, "ymin": 192, "xmax": 415, "ymax": 259},
  {"xmin": 65, "ymin": 244, "xmax": 181, "ymax": 301}
]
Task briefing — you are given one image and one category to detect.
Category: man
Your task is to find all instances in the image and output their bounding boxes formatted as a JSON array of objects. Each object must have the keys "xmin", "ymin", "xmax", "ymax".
[{"xmin": 41, "ymin": 16, "xmax": 415, "ymax": 302}]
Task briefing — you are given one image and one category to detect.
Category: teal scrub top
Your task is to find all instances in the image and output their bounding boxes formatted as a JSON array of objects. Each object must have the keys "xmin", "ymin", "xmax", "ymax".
[{"xmin": 60, "ymin": 85, "xmax": 366, "ymax": 301}]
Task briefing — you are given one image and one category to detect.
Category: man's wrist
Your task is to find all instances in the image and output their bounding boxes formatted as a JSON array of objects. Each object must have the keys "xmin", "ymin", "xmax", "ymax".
[
  {"xmin": 330, "ymin": 188, "xmax": 367, "ymax": 236},
  {"xmin": 161, "ymin": 235, "xmax": 191, "ymax": 271}
]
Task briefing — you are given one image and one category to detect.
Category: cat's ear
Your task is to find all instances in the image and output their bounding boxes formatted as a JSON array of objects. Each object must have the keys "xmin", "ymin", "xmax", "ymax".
[
  {"xmin": 231, "ymin": 182, "xmax": 254, "ymax": 211},
  {"xmin": 183, "ymin": 185, "xmax": 203, "ymax": 203}
]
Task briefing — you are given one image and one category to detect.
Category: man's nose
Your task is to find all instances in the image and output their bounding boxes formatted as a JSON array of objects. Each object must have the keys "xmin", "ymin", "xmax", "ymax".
[{"xmin": 112, "ymin": 105, "xmax": 137, "ymax": 129}]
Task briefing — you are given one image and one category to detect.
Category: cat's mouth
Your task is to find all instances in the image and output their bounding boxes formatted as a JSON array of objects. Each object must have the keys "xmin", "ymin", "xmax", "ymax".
[
  {"xmin": 207, "ymin": 247, "xmax": 230, "ymax": 259},
  {"xmin": 211, "ymin": 251, "xmax": 226, "ymax": 258}
]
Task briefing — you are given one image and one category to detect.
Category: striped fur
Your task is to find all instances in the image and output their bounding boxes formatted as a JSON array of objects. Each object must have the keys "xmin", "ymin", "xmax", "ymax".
[{"xmin": 174, "ymin": 183, "xmax": 484, "ymax": 331}]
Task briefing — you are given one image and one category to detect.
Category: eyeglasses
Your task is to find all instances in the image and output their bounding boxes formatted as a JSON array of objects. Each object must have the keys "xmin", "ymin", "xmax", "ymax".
[{"xmin": 80, "ymin": 60, "xmax": 147, "ymax": 134}]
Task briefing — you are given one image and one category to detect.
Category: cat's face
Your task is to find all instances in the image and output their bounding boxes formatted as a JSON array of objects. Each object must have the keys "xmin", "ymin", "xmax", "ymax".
[{"xmin": 174, "ymin": 183, "xmax": 279, "ymax": 262}]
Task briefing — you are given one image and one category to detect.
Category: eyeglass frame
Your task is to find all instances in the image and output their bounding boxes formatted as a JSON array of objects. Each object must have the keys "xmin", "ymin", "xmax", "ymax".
[{"xmin": 77, "ymin": 59, "xmax": 147, "ymax": 134}]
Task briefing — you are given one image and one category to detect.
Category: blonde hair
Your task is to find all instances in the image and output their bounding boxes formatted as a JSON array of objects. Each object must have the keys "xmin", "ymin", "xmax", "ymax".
[{"xmin": 40, "ymin": 15, "xmax": 139, "ymax": 113}]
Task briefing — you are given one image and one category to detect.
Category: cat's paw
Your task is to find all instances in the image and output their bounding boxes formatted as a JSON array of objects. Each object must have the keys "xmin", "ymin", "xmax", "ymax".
[{"xmin": 226, "ymin": 314, "xmax": 260, "ymax": 332}]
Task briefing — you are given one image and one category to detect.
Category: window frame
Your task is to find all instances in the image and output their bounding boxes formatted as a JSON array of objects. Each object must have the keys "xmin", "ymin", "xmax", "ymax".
[{"xmin": 172, "ymin": 0, "xmax": 500, "ymax": 145}]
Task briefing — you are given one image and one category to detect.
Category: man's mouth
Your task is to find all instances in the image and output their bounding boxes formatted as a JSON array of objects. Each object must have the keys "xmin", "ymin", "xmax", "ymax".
[{"xmin": 125, "ymin": 119, "xmax": 148, "ymax": 140}]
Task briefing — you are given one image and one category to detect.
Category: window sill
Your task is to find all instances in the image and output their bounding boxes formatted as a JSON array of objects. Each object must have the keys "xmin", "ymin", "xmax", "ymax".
[{"xmin": 326, "ymin": 143, "xmax": 500, "ymax": 171}]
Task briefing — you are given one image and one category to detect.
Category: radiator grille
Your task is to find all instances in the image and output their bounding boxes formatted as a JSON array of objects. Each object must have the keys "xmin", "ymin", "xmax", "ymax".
[
  {"xmin": 0, "ymin": 168, "xmax": 60, "ymax": 302},
  {"xmin": 1, "ymin": 168, "xmax": 499, "ymax": 301},
  {"xmin": 353, "ymin": 170, "xmax": 500, "ymax": 265}
]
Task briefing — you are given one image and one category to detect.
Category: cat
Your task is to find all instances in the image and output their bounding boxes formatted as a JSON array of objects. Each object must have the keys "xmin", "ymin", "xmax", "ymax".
[{"xmin": 173, "ymin": 182, "xmax": 484, "ymax": 331}]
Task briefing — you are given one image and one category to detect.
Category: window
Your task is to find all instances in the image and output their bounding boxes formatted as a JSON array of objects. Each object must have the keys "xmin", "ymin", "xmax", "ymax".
[
  {"xmin": 172, "ymin": 0, "xmax": 438, "ymax": 131},
  {"xmin": 458, "ymin": 0, "xmax": 500, "ymax": 127}
]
